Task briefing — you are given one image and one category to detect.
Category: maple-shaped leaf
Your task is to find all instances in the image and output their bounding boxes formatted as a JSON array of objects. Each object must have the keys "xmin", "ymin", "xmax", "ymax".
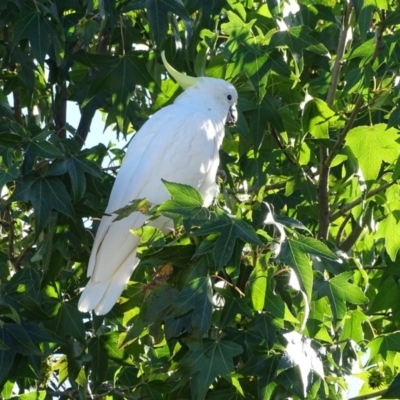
[
  {"xmin": 46, "ymin": 154, "xmax": 102, "ymax": 200},
  {"xmin": 313, "ymin": 271, "xmax": 368, "ymax": 322},
  {"xmin": 22, "ymin": 135, "xmax": 63, "ymax": 172},
  {"xmin": 170, "ymin": 277, "xmax": 213, "ymax": 338},
  {"xmin": 346, "ymin": 124, "xmax": 400, "ymax": 182},
  {"xmin": 176, "ymin": 338, "xmax": 243, "ymax": 400},
  {"xmin": 159, "ymin": 180, "xmax": 209, "ymax": 229},
  {"xmin": 12, "ymin": 6, "xmax": 63, "ymax": 65},
  {"xmin": 368, "ymin": 332, "xmax": 400, "ymax": 360},
  {"xmin": 269, "ymin": 25, "xmax": 329, "ymax": 56},
  {"xmin": 192, "ymin": 214, "xmax": 262, "ymax": 268},
  {"xmin": 302, "ymin": 98, "xmax": 336, "ymax": 139},
  {"xmin": 12, "ymin": 174, "xmax": 74, "ymax": 235},
  {"xmin": 76, "ymin": 51, "xmax": 152, "ymax": 130}
]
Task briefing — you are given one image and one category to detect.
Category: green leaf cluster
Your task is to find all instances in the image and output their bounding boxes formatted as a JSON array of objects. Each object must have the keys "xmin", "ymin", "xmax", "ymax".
[{"xmin": 2, "ymin": 0, "xmax": 400, "ymax": 399}]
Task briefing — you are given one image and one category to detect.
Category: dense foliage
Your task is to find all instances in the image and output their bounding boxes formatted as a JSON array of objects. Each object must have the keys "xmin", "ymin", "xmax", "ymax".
[{"xmin": 1, "ymin": 0, "xmax": 400, "ymax": 398}]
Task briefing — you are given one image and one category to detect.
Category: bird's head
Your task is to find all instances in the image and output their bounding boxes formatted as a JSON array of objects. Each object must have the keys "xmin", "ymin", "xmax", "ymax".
[{"xmin": 161, "ymin": 51, "xmax": 238, "ymax": 125}]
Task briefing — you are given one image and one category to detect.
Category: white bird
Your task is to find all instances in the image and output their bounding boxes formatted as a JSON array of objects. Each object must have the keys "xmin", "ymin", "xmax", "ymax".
[{"xmin": 78, "ymin": 52, "xmax": 238, "ymax": 315}]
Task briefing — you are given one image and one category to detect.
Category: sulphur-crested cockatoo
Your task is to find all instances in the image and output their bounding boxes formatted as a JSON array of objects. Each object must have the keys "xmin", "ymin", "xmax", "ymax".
[{"xmin": 78, "ymin": 52, "xmax": 238, "ymax": 315}]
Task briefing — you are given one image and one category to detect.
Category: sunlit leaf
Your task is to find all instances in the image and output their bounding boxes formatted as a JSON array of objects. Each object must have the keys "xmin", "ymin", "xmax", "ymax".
[{"xmin": 346, "ymin": 124, "xmax": 400, "ymax": 182}]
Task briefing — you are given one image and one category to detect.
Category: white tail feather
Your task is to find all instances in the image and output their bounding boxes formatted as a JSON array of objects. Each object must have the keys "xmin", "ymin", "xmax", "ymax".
[{"xmin": 78, "ymin": 253, "xmax": 140, "ymax": 315}]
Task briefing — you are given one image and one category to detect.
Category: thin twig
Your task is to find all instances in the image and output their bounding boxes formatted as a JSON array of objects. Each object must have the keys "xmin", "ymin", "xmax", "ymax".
[
  {"xmin": 270, "ymin": 127, "xmax": 298, "ymax": 165},
  {"xmin": 318, "ymin": 147, "xmax": 330, "ymax": 240},
  {"xmin": 6, "ymin": 206, "xmax": 18, "ymax": 271},
  {"xmin": 349, "ymin": 389, "xmax": 387, "ymax": 400},
  {"xmin": 14, "ymin": 243, "xmax": 34, "ymax": 270},
  {"xmin": 330, "ymin": 180, "xmax": 395, "ymax": 222},
  {"xmin": 335, "ymin": 212, "xmax": 351, "ymax": 246},
  {"xmin": 101, "ymin": 384, "xmax": 141, "ymax": 400},
  {"xmin": 211, "ymin": 274, "xmax": 245, "ymax": 297}
]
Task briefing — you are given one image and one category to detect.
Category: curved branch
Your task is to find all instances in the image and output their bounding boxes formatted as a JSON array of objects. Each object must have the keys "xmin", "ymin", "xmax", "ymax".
[{"xmin": 330, "ymin": 180, "xmax": 395, "ymax": 222}]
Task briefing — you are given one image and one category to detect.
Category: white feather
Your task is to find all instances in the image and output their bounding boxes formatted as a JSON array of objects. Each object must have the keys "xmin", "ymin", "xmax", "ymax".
[{"xmin": 78, "ymin": 77, "xmax": 238, "ymax": 315}]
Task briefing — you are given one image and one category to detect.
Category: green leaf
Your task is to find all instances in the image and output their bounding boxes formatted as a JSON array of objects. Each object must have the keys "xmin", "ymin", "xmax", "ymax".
[
  {"xmin": 10, "ymin": 391, "xmax": 47, "ymax": 400},
  {"xmin": 376, "ymin": 211, "xmax": 400, "ymax": 262},
  {"xmin": 132, "ymin": 225, "xmax": 166, "ymax": 249},
  {"xmin": 145, "ymin": 0, "xmax": 191, "ymax": 46},
  {"xmin": 79, "ymin": 51, "xmax": 152, "ymax": 130},
  {"xmin": 47, "ymin": 155, "xmax": 102, "ymax": 200},
  {"xmin": 100, "ymin": 332, "xmax": 132, "ymax": 363},
  {"xmin": 339, "ymin": 310, "xmax": 367, "ymax": 345},
  {"xmin": 313, "ymin": 272, "xmax": 368, "ymax": 322},
  {"xmin": 51, "ymin": 302, "xmax": 86, "ymax": 343},
  {"xmin": 159, "ymin": 180, "xmax": 209, "ymax": 229},
  {"xmin": 0, "ymin": 349, "xmax": 15, "ymax": 386},
  {"xmin": 22, "ymin": 137, "xmax": 63, "ymax": 171},
  {"xmin": 302, "ymin": 98, "xmax": 336, "ymax": 139},
  {"xmin": 388, "ymin": 108, "xmax": 400, "ymax": 129},
  {"xmin": 248, "ymin": 313, "xmax": 282, "ymax": 349},
  {"xmin": 369, "ymin": 277, "xmax": 400, "ymax": 314},
  {"xmin": 0, "ymin": 323, "xmax": 41, "ymax": 356},
  {"xmin": 269, "ymin": 25, "xmax": 329, "ymax": 56},
  {"xmin": 368, "ymin": 332, "xmax": 400, "ymax": 359},
  {"xmin": 218, "ymin": 295, "xmax": 252, "ymax": 329},
  {"xmin": 240, "ymin": 352, "xmax": 279, "ymax": 378},
  {"xmin": 192, "ymin": 215, "xmax": 262, "ymax": 268},
  {"xmin": 345, "ymin": 124, "xmax": 400, "ymax": 182},
  {"xmin": 89, "ymin": 337, "xmax": 108, "ymax": 386},
  {"xmin": 385, "ymin": 374, "xmax": 400, "ymax": 399},
  {"xmin": 142, "ymin": 284, "xmax": 179, "ymax": 324},
  {"xmin": 177, "ymin": 338, "xmax": 243, "ymax": 400},
  {"xmin": 291, "ymin": 235, "xmax": 338, "ymax": 261},
  {"xmin": 0, "ymin": 132, "xmax": 23, "ymax": 147},
  {"xmin": 162, "ymin": 180, "xmax": 204, "ymax": 205},
  {"xmin": 12, "ymin": 8, "xmax": 62, "ymax": 65},
  {"xmin": 112, "ymin": 198, "xmax": 152, "ymax": 221},
  {"xmin": 248, "ymin": 267, "xmax": 267, "ymax": 311},
  {"xmin": 12, "ymin": 175, "xmax": 74, "ymax": 235},
  {"xmin": 280, "ymin": 238, "xmax": 313, "ymax": 300},
  {"xmin": 170, "ymin": 277, "xmax": 213, "ymax": 337}
]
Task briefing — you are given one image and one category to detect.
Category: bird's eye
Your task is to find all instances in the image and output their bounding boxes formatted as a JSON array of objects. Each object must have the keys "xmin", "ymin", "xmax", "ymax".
[{"xmin": 227, "ymin": 94, "xmax": 232, "ymax": 101}]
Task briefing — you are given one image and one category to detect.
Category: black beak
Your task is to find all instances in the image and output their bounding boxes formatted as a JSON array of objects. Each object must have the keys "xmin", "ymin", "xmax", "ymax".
[{"xmin": 226, "ymin": 105, "xmax": 238, "ymax": 126}]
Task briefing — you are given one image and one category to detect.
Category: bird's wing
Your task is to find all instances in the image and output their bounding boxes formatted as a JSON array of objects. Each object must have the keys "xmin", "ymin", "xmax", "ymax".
[{"xmin": 87, "ymin": 105, "xmax": 220, "ymax": 284}]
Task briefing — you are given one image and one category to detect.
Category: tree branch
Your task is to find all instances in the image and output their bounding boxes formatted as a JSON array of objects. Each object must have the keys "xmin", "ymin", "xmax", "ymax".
[
  {"xmin": 318, "ymin": 2, "xmax": 352, "ymax": 240},
  {"xmin": 325, "ymin": 2, "xmax": 352, "ymax": 107},
  {"xmin": 330, "ymin": 180, "xmax": 395, "ymax": 222},
  {"xmin": 270, "ymin": 126, "xmax": 298, "ymax": 166},
  {"xmin": 325, "ymin": 9, "xmax": 385, "ymax": 168},
  {"xmin": 55, "ymin": 82, "xmax": 67, "ymax": 139},
  {"xmin": 325, "ymin": 95, "xmax": 363, "ymax": 167},
  {"xmin": 340, "ymin": 219, "xmax": 363, "ymax": 252}
]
